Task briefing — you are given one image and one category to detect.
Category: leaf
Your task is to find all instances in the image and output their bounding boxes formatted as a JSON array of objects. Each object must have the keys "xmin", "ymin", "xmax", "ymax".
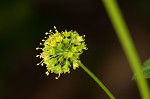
[
  {"xmin": 142, "ymin": 58, "xmax": 150, "ymax": 78},
  {"xmin": 132, "ymin": 58, "xmax": 150, "ymax": 80}
]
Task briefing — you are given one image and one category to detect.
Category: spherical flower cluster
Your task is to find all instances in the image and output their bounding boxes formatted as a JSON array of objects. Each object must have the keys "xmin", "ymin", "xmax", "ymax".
[{"xmin": 36, "ymin": 26, "xmax": 87, "ymax": 79}]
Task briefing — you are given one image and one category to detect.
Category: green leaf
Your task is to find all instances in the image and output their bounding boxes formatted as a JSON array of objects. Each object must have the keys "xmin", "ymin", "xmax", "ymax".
[
  {"xmin": 132, "ymin": 58, "xmax": 150, "ymax": 80},
  {"xmin": 142, "ymin": 58, "xmax": 150, "ymax": 78}
]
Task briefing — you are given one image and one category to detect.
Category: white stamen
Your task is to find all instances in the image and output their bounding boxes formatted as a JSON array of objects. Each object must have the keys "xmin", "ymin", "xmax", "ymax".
[{"xmin": 55, "ymin": 72, "xmax": 60, "ymax": 79}]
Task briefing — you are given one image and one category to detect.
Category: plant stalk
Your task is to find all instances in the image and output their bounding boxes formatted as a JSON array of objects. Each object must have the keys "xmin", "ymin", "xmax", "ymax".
[
  {"xmin": 78, "ymin": 61, "xmax": 115, "ymax": 99},
  {"xmin": 102, "ymin": 0, "xmax": 150, "ymax": 98}
]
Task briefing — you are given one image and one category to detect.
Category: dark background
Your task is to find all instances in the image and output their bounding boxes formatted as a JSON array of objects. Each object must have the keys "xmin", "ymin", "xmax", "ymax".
[{"xmin": 0, "ymin": 0, "xmax": 150, "ymax": 99}]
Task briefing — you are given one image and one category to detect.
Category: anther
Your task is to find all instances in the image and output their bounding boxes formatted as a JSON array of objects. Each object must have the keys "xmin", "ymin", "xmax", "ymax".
[
  {"xmin": 45, "ymin": 71, "xmax": 49, "ymax": 76},
  {"xmin": 49, "ymin": 30, "xmax": 52, "ymax": 33},
  {"xmin": 45, "ymin": 32, "xmax": 49, "ymax": 35},
  {"xmin": 42, "ymin": 39, "xmax": 45, "ymax": 42},
  {"xmin": 36, "ymin": 47, "xmax": 39, "ymax": 50},
  {"xmin": 36, "ymin": 55, "xmax": 40, "ymax": 57},
  {"xmin": 39, "ymin": 42, "xmax": 42, "ymax": 45}
]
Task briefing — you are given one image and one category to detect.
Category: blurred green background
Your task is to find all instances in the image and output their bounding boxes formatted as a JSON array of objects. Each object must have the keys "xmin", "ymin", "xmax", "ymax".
[{"xmin": 0, "ymin": 0, "xmax": 150, "ymax": 99}]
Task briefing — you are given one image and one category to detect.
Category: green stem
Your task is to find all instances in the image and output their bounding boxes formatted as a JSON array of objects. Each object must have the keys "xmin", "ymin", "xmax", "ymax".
[
  {"xmin": 78, "ymin": 61, "xmax": 115, "ymax": 99},
  {"xmin": 102, "ymin": 0, "xmax": 150, "ymax": 99}
]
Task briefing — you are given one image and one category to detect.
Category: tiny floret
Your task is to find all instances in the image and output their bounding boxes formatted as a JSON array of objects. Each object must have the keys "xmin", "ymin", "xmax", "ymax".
[{"xmin": 36, "ymin": 26, "xmax": 87, "ymax": 79}]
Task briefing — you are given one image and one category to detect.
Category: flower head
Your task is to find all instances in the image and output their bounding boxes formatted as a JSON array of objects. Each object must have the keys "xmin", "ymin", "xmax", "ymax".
[{"xmin": 36, "ymin": 26, "xmax": 87, "ymax": 79}]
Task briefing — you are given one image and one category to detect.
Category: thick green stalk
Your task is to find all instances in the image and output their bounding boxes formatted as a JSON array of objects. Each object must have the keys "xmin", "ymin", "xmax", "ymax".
[
  {"xmin": 78, "ymin": 61, "xmax": 115, "ymax": 99},
  {"xmin": 102, "ymin": 0, "xmax": 150, "ymax": 99}
]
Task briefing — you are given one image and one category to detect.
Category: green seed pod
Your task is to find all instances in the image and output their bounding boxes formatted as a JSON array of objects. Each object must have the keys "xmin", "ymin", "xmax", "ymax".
[{"xmin": 36, "ymin": 26, "xmax": 87, "ymax": 79}]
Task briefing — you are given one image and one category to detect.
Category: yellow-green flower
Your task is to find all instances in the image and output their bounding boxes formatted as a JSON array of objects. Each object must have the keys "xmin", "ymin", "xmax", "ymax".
[{"xmin": 36, "ymin": 26, "xmax": 87, "ymax": 79}]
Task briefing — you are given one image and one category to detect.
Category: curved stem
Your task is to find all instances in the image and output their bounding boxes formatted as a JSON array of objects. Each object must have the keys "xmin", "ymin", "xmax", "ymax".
[
  {"xmin": 102, "ymin": 0, "xmax": 150, "ymax": 99},
  {"xmin": 78, "ymin": 61, "xmax": 115, "ymax": 99}
]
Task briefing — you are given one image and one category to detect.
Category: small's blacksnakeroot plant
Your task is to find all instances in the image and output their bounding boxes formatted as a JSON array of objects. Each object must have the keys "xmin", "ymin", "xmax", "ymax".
[{"xmin": 36, "ymin": 0, "xmax": 150, "ymax": 99}]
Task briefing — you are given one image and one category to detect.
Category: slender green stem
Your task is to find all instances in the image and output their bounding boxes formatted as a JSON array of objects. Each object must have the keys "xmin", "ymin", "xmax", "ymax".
[
  {"xmin": 102, "ymin": 0, "xmax": 150, "ymax": 98},
  {"xmin": 78, "ymin": 61, "xmax": 115, "ymax": 99}
]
